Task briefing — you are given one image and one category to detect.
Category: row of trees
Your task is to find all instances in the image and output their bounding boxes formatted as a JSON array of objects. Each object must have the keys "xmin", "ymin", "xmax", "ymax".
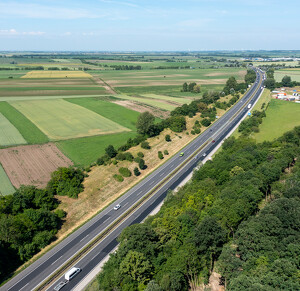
[
  {"xmin": 181, "ymin": 82, "xmax": 201, "ymax": 93},
  {"xmin": 97, "ymin": 117, "xmax": 300, "ymax": 290},
  {"xmin": 265, "ymin": 68, "xmax": 300, "ymax": 90}
]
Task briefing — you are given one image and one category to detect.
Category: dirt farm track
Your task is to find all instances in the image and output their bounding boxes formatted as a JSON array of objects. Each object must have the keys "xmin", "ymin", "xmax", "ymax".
[{"xmin": 0, "ymin": 143, "xmax": 73, "ymax": 189}]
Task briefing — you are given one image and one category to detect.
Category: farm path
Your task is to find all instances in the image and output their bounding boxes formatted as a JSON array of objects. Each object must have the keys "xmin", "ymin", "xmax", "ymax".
[{"xmin": 92, "ymin": 76, "xmax": 117, "ymax": 94}]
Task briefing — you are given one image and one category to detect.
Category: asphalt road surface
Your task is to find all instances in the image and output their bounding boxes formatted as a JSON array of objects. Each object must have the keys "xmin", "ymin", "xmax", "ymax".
[{"xmin": 1, "ymin": 68, "xmax": 265, "ymax": 291}]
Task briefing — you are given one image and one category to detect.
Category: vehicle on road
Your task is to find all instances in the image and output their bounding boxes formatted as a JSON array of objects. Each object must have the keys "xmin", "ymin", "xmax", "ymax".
[
  {"xmin": 54, "ymin": 281, "xmax": 67, "ymax": 291},
  {"xmin": 212, "ymin": 140, "xmax": 215, "ymax": 143},
  {"xmin": 179, "ymin": 152, "xmax": 184, "ymax": 157},
  {"xmin": 202, "ymin": 153, "xmax": 207, "ymax": 157},
  {"xmin": 64, "ymin": 267, "xmax": 81, "ymax": 281},
  {"xmin": 114, "ymin": 204, "xmax": 121, "ymax": 210},
  {"xmin": 247, "ymin": 104, "xmax": 252, "ymax": 109}
]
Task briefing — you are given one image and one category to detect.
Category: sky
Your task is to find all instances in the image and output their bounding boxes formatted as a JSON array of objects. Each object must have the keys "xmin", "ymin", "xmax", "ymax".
[{"xmin": 0, "ymin": 0, "xmax": 299, "ymax": 51}]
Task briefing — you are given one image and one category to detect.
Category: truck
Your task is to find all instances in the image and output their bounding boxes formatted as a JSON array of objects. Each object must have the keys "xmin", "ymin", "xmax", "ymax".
[{"xmin": 64, "ymin": 267, "xmax": 81, "ymax": 281}]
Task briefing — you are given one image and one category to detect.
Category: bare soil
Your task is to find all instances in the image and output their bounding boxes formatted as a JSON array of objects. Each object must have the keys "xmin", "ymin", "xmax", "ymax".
[{"xmin": 0, "ymin": 143, "xmax": 73, "ymax": 188}]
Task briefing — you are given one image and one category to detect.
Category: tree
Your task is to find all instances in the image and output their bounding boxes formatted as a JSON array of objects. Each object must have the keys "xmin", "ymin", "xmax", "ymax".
[
  {"xmin": 226, "ymin": 76, "xmax": 238, "ymax": 91},
  {"xmin": 141, "ymin": 141, "xmax": 151, "ymax": 149},
  {"xmin": 165, "ymin": 134, "xmax": 171, "ymax": 142},
  {"xmin": 188, "ymin": 82, "xmax": 197, "ymax": 92},
  {"xmin": 265, "ymin": 78, "xmax": 276, "ymax": 90},
  {"xmin": 134, "ymin": 167, "xmax": 141, "ymax": 176},
  {"xmin": 158, "ymin": 151, "xmax": 164, "ymax": 159},
  {"xmin": 182, "ymin": 82, "xmax": 188, "ymax": 92},
  {"xmin": 105, "ymin": 145, "xmax": 117, "ymax": 158},
  {"xmin": 193, "ymin": 84, "xmax": 201, "ymax": 93},
  {"xmin": 139, "ymin": 159, "xmax": 146, "ymax": 170},
  {"xmin": 136, "ymin": 112, "xmax": 155, "ymax": 135},
  {"xmin": 281, "ymin": 75, "xmax": 292, "ymax": 87},
  {"xmin": 120, "ymin": 250, "xmax": 153, "ymax": 283}
]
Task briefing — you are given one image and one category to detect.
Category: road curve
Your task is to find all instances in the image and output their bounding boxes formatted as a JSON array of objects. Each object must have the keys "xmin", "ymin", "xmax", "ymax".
[{"xmin": 1, "ymin": 67, "xmax": 265, "ymax": 291}]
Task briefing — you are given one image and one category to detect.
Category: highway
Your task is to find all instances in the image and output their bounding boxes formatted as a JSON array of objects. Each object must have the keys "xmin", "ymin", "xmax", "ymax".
[{"xmin": 1, "ymin": 67, "xmax": 265, "ymax": 291}]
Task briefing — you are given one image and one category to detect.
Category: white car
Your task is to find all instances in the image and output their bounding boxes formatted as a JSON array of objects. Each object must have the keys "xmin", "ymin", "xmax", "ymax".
[
  {"xmin": 202, "ymin": 153, "xmax": 207, "ymax": 157},
  {"xmin": 114, "ymin": 204, "xmax": 121, "ymax": 210}
]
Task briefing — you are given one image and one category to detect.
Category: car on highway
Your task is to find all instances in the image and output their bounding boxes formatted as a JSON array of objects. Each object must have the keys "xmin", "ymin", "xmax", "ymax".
[
  {"xmin": 114, "ymin": 204, "xmax": 121, "ymax": 210},
  {"xmin": 202, "ymin": 153, "xmax": 207, "ymax": 157},
  {"xmin": 54, "ymin": 281, "xmax": 67, "ymax": 291},
  {"xmin": 179, "ymin": 152, "xmax": 184, "ymax": 157},
  {"xmin": 212, "ymin": 140, "xmax": 215, "ymax": 143}
]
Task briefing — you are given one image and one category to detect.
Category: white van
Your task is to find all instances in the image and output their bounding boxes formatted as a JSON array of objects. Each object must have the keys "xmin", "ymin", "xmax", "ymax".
[{"xmin": 64, "ymin": 267, "xmax": 81, "ymax": 281}]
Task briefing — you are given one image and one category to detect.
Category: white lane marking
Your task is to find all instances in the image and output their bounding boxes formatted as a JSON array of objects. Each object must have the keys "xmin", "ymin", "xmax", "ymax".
[
  {"xmin": 150, "ymin": 180, "xmax": 155, "ymax": 186},
  {"xmin": 159, "ymin": 172, "xmax": 164, "ymax": 177},
  {"xmin": 123, "ymin": 202, "xmax": 129, "ymax": 207},
  {"xmin": 91, "ymin": 253, "xmax": 98, "ymax": 261},
  {"xmin": 19, "ymin": 283, "xmax": 29, "ymax": 291},
  {"xmin": 51, "ymin": 255, "xmax": 63, "ymax": 266},
  {"xmin": 80, "ymin": 235, "xmax": 89, "ymax": 242}
]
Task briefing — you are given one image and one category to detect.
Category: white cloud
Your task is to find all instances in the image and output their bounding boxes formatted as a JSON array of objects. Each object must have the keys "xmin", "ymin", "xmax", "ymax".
[
  {"xmin": 0, "ymin": 29, "xmax": 45, "ymax": 36},
  {"xmin": 99, "ymin": 0, "xmax": 138, "ymax": 8}
]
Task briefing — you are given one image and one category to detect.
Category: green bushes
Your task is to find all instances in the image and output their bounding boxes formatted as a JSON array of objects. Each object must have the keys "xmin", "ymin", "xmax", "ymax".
[
  {"xmin": 158, "ymin": 151, "xmax": 164, "ymax": 159},
  {"xmin": 113, "ymin": 174, "xmax": 124, "ymax": 182},
  {"xmin": 141, "ymin": 141, "xmax": 151, "ymax": 149},
  {"xmin": 164, "ymin": 150, "xmax": 169, "ymax": 155},
  {"xmin": 47, "ymin": 167, "xmax": 85, "ymax": 199},
  {"xmin": 137, "ymin": 152, "xmax": 144, "ymax": 158},
  {"xmin": 138, "ymin": 159, "xmax": 146, "ymax": 170},
  {"xmin": 119, "ymin": 167, "xmax": 132, "ymax": 177},
  {"xmin": 165, "ymin": 134, "xmax": 171, "ymax": 142},
  {"xmin": 134, "ymin": 167, "xmax": 141, "ymax": 176}
]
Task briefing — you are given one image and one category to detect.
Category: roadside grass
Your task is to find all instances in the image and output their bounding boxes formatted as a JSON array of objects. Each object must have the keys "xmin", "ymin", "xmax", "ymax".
[
  {"xmin": 252, "ymin": 89, "xmax": 272, "ymax": 111},
  {"xmin": 0, "ymin": 113, "xmax": 27, "ymax": 146},
  {"xmin": 253, "ymin": 99, "xmax": 300, "ymax": 142},
  {"xmin": 57, "ymin": 132, "xmax": 136, "ymax": 166},
  {"xmin": 10, "ymin": 99, "xmax": 130, "ymax": 140},
  {"xmin": 0, "ymin": 164, "xmax": 15, "ymax": 196},
  {"xmin": 66, "ymin": 98, "xmax": 140, "ymax": 131},
  {"xmin": 0, "ymin": 102, "xmax": 48, "ymax": 144},
  {"xmin": 21, "ymin": 70, "xmax": 92, "ymax": 78},
  {"xmin": 141, "ymin": 94, "xmax": 194, "ymax": 104}
]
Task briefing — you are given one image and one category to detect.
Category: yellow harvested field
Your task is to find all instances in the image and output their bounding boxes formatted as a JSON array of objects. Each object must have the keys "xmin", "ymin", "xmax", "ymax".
[{"xmin": 21, "ymin": 70, "xmax": 92, "ymax": 78}]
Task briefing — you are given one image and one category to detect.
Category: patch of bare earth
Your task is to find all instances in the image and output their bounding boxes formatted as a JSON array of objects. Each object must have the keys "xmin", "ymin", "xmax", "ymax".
[
  {"xmin": 207, "ymin": 272, "xmax": 225, "ymax": 291},
  {"xmin": 92, "ymin": 76, "xmax": 116, "ymax": 94},
  {"xmin": 0, "ymin": 143, "xmax": 73, "ymax": 188},
  {"xmin": 112, "ymin": 100, "xmax": 170, "ymax": 119}
]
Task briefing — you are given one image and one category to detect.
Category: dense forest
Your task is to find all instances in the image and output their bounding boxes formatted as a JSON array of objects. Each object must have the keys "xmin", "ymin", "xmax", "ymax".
[
  {"xmin": 97, "ymin": 126, "xmax": 300, "ymax": 290},
  {"xmin": 0, "ymin": 167, "xmax": 85, "ymax": 282}
]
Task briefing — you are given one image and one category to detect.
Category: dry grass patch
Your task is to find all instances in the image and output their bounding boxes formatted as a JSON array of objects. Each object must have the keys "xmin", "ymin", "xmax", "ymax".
[{"xmin": 22, "ymin": 70, "xmax": 92, "ymax": 78}]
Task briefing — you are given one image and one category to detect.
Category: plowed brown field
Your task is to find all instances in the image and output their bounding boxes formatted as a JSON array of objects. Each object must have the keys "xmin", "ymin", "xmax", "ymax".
[{"xmin": 0, "ymin": 143, "xmax": 73, "ymax": 188}]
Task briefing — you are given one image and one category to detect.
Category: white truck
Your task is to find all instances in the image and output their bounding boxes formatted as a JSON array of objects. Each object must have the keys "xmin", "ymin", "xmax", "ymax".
[{"xmin": 64, "ymin": 267, "xmax": 81, "ymax": 281}]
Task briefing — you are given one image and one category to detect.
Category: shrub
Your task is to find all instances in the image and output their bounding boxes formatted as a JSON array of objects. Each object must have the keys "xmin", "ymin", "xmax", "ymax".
[
  {"xmin": 165, "ymin": 134, "xmax": 171, "ymax": 142},
  {"xmin": 54, "ymin": 209, "xmax": 67, "ymax": 219},
  {"xmin": 201, "ymin": 118, "xmax": 211, "ymax": 127},
  {"xmin": 119, "ymin": 167, "xmax": 132, "ymax": 177},
  {"xmin": 105, "ymin": 145, "xmax": 117, "ymax": 158},
  {"xmin": 194, "ymin": 128, "xmax": 201, "ymax": 134},
  {"xmin": 158, "ymin": 151, "xmax": 164, "ymax": 159},
  {"xmin": 113, "ymin": 174, "xmax": 124, "ymax": 182},
  {"xmin": 112, "ymin": 160, "xmax": 118, "ymax": 165},
  {"xmin": 134, "ymin": 157, "xmax": 142, "ymax": 163},
  {"xmin": 141, "ymin": 141, "xmax": 151, "ymax": 149},
  {"xmin": 96, "ymin": 157, "xmax": 105, "ymax": 165},
  {"xmin": 137, "ymin": 152, "xmax": 144, "ymax": 158},
  {"xmin": 191, "ymin": 130, "xmax": 195, "ymax": 135},
  {"xmin": 116, "ymin": 153, "xmax": 126, "ymax": 161},
  {"xmin": 124, "ymin": 152, "xmax": 134, "ymax": 162},
  {"xmin": 134, "ymin": 167, "xmax": 141, "ymax": 176},
  {"xmin": 164, "ymin": 150, "xmax": 169, "ymax": 155},
  {"xmin": 139, "ymin": 159, "xmax": 146, "ymax": 170}
]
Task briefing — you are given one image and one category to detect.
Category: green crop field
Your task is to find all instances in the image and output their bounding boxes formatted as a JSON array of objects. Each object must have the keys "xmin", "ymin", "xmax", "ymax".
[
  {"xmin": 0, "ymin": 113, "xmax": 27, "ymax": 146},
  {"xmin": 254, "ymin": 99, "xmax": 300, "ymax": 142},
  {"xmin": 10, "ymin": 99, "xmax": 131, "ymax": 140},
  {"xmin": 57, "ymin": 131, "xmax": 136, "ymax": 166},
  {"xmin": 0, "ymin": 102, "xmax": 48, "ymax": 144},
  {"xmin": 66, "ymin": 98, "xmax": 140, "ymax": 130},
  {"xmin": 0, "ymin": 164, "xmax": 15, "ymax": 196},
  {"xmin": 274, "ymin": 69, "xmax": 300, "ymax": 82}
]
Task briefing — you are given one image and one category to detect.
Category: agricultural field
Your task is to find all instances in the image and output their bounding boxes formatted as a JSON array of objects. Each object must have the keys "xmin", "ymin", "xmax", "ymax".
[
  {"xmin": 0, "ymin": 78, "xmax": 107, "ymax": 97},
  {"xmin": 0, "ymin": 113, "xmax": 27, "ymax": 146},
  {"xmin": 10, "ymin": 99, "xmax": 130, "ymax": 140},
  {"xmin": 0, "ymin": 143, "xmax": 73, "ymax": 189},
  {"xmin": 254, "ymin": 99, "xmax": 300, "ymax": 142},
  {"xmin": 22, "ymin": 70, "xmax": 92, "ymax": 78},
  {"xmin": 0, "ymin": 101, "xmax": 49, "ymax": 144},
  {"xmin": 0, "ymin": 164, "xmax": 15, "ymax": 195},
  {"xmin": 274, "ymin": 68, "xmax": 300, "ymax": 82}
]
